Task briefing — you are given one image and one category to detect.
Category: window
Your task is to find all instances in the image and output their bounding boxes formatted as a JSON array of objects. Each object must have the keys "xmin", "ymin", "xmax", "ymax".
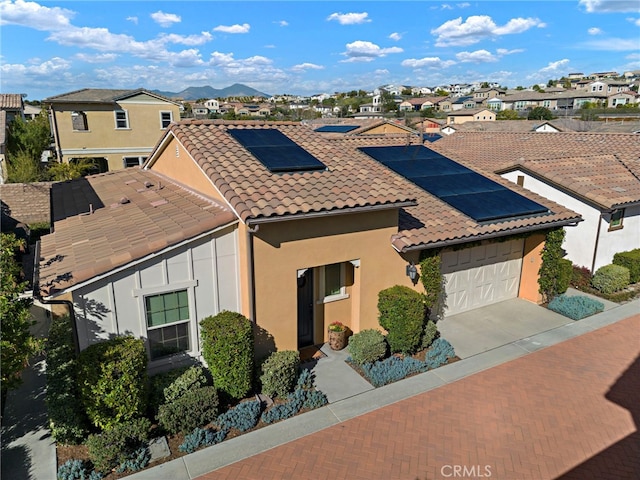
[
  {"xmin": 320, "ymin": 263, "xmax": 350, "ymax": 303},
  {"xmin": 160, "ymin": 111, "xmax": 173, "ymax": 129},
  {"xmin": 123, "ymin": 156, "xmax": 146, "ymax": 168},
  {"xmin": 115, "ymin": 110, "xmax": 129, "ymax": 129},
  {"xmin": 608, "ymin": 209, "xmax": 625, "ymax": 231},
  {"xmin": 71, "ymin": 111, "xmax": 88, "ymax": 131},
  {"xmin": 145, "ymin": 290, "xmax": 190, "ymax": 360}
]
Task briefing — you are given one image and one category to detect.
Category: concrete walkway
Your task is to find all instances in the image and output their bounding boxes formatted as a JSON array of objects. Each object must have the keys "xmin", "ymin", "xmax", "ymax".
[{"xmin": 127, "ymin": 297, "xmax": 639, "ymax": 480}]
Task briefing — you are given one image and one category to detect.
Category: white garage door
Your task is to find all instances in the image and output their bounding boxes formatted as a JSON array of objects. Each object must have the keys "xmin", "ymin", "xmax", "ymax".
[{"xmin": 441, "ymin": 239, "xmax": 524, "ymax": 315}]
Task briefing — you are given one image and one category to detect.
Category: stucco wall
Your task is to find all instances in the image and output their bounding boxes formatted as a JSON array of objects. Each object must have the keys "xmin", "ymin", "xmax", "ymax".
[
  {"xmin": 70, "ymin": 226, "xmax": 239, "ymax": 367},
  {"xmin": 595, "ymin": 205, "xmax": 640, "ymax": 270}
]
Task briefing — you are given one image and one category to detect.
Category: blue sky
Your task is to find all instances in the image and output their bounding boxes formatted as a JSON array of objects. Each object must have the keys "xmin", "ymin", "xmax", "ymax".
[{"xmin": 1, "ymin": 0, "xmax": 639, "ymax": 100}]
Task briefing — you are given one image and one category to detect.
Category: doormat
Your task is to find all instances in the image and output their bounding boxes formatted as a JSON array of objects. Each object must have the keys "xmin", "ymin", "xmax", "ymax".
[{"xmin": 299, "ymin": 345, "xmax": 326, "ymax": 364}]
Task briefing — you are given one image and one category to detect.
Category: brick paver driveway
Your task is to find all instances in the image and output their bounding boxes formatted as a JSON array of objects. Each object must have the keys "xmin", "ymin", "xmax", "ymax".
[{"xmin": 199, "ymin": 315, "xmax": 640, "ymax": 480}]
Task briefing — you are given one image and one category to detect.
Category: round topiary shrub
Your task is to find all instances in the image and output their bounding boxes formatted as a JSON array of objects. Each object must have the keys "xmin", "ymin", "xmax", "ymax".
[
  {"xmin": 348, "ymin": 329, "xmax": 387, "ymax": 365},
  {"xmin": 200, "ymin": 311, "xmax": 254, "ymax": 400},
  {"xmin": 378, "ymin": 285, "xmax": 426, "ymax": 354},
  {"xmin": 77, "ymin": 336, "xmax": 148, "ymax": 430},
  {"xmin": 591, "ymin": 264, "xmax": 630, "ymax": 294},
  {"xmin": 259, "ymin": 350, "xmax": 300, "ymax": 398}
]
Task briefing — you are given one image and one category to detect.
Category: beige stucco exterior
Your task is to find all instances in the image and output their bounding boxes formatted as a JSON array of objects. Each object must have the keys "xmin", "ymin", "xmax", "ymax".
[
  {"xmin": 518, "ymin": 233, "xmax": 546, "ymax": 304},
  {"xmin": 49, "ymin": 92, "xmax": 181, "ymax": 172}
]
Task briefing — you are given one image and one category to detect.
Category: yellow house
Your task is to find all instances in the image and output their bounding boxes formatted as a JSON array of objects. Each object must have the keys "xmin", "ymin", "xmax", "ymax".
[
  {"xmin": 37, "ymin": 120, "xmax": 581, "ymax": 366},
  {"xmin": 44, "ymin": 88, "xmax": 182, "ymax": 172}
]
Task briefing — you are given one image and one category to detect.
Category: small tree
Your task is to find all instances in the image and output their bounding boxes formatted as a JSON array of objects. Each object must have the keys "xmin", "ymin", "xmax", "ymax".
[
  {"xmin": 527, "ymin": 106, "xmax": 553, "ymax": 121},
  {"xmin": 496, "ymin": 109, "xmax": 520, "ymax": 120},
  {"xmin": 538, "ymin": 228, "xmax": 567, "ymax": 303}
]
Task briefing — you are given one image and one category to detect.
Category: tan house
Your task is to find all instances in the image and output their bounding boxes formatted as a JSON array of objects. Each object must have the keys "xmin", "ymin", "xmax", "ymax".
[
  {"xmin": 44, "ymin": 88, "xmax": 181, "ymax": 172},
  {"xmin": 447, "ymin": 108, "xmax": 496, "ymax": 125},
  {"xmin": 37, "ymin": 120, "xmax": 580, "ymax": 367}
]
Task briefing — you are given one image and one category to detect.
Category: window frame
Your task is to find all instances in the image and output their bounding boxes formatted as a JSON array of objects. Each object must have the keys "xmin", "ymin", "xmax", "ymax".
[
  {"xmin": 319, "ymin": 263, "xmax": 349, "ymax": 304},
  {"xmin": 144, "ymin": 289, "xmax": 192, "ymax": 361},
  {"xmin": 122, "ymin": 156, "xmax": 146, "ymax": 168},
  {"xmin": 71, "ymin": 111, "xmax": 88, "ymax": 131},
  {"xmin": 114, "ymin": 109, "xmax": 130, "ymax": 129},
  {"xmin": 608, "ymin": 208, "xmax": 625, "ymax": 231},
  {"xmin": 160, "ymin": 111, "xmax": 173, "ymax": 129}
]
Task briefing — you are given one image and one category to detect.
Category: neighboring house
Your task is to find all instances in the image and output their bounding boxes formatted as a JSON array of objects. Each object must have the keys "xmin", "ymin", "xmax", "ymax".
[
  {"xmin": 0, "ymin": 94, "xmax": 26, "ymax": 184},
  {"xmin": 608, "ymin": 92, "xmax": 638, "ymax": 108},
  {"xmin": 37, "ymin": 120, "xmax": 580, "ymax": 368},
  {"xmin": 44, "ymin": 88, "xmax": 182, "ymax": 172},
  {"xmin": 439, "ymin": 120, "xmax": 565, "ymax": 134},
  {"xmin": 430, "ymin": 132, "xmax": 640, "ymax": 272},
  {"xmin": 204, "ymin": 99, "xmax": 220, "ymax": 113},
  {"xmin": 447, "ymin": 108, "xmax": 496, "ymax": 125}
]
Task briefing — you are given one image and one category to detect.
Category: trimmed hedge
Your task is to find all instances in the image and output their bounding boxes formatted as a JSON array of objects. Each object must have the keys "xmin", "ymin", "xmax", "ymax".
[
  {"xmin": 259, "ymin": 350, "xmax": 300, "ymax": 398},
  {"xmin": 45, "ymin": 315, "xmax": 89, "ymax": 444},
  {"xmin": 548, "ymin": 294, "xmax": 605, "ymax": 320},
  {"xmin": 85, "ymin": 417, "xmax": 150, "ymax": 474},
  {"xmin": 77, "ymin": 336, "xmax": 148, "ymax": 430},
  {"xmin": 421, "ymin": 320, "xmax": 439, "ymax": 349},
  {"xmin": 591, "ymin": 264, "xmax": 630, "ymax": 294},
  {"xmin": 156, "ymin": 385, "xmax": 219, "ymax": 435},
  {"xmin": 163, "ymin": 365, "xmax": 209, "ymax": 403},
  {"xmin": 378, "ymin": 285, "xmax": 426, "ymax": 354},
  {"xmin": 348, "ymin": 329, "xmax": 387, "ymax": 365},
  {"xmin": 200, "ymin": 311, "xmax": 254, "ymax": 400},
  {"xmin": 613, "ymin": 249, "xmax": 640, "ymax": 284},
  {"xmin": 557, "ymin": 258, "xmax": 573, "ymax": 294}
]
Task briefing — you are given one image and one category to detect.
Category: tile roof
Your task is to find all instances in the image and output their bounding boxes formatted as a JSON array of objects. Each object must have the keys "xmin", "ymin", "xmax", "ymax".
[
  {"xmin": 38, "ymin": 168, "xmax": 235, "ymax": 297},
  {"xmin": 43, "ymin": 88, "xmax": 177, "ymax": 104},
  {"xmin": 159, "ymin": 120, "xmax": 418, "ymax": 222},
  {"xmin": 0, "ymin": 94, "xmax": 24, "ymax": 110},
  {"xmin": 427, "ymin": 131, "xmax": 640, "ymax": 209}
]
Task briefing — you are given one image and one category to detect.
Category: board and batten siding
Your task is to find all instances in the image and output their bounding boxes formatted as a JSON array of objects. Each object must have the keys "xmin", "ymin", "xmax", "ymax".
[{"xmin": 71, "ymin": 227, "xmax": 239, "ymax": 365}]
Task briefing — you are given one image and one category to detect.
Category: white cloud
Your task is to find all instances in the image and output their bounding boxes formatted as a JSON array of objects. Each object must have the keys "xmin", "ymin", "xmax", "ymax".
[
  {"xmin": 213, "ymin": 23, "xmax": 250, "ymax": 34},
  {"xmin": 327, "ymin": 12, "xmax": 371, "ymax": 25},
  {"xmin": 588, "ymin": 27, "xmax": 603, "ymax": 35},
  {"xmin": 496, "ymin": 48, "xmax": 524, "ymax": 55},
  {"xmin": 126, "ymin": 16, "xmax": 138, "ymax": 25},
  {"xmin": 74, "ymin": 53, "xmax": 117, "ymax": 63},
  {"xmin": 535, "ymin": 59, "xmax": 570, "ymax": 77},
  {"xmin": 374, "ymin": 69, "xmax": 390, "ymax": 75},
  {"xmin": 291, "ymin": 62, "xmax": 324, "ymax": 72},
  {"xmin": 584, "ymin": 37, "xmax": 640, "ymax": 50},
  {"xmin": 456, "ymin": 49, "xmax": 498, "ymax": 63},
  {"xmin": 341, "ymin": 41, "xmax": 403, "ymax": 62},
  {"xmin": 432, "ymin": 15, "xmax": 545, "ymax": 47},
  {"xmin": 0, "ymin": 0, "xmax": 74, "ymax": 30},
  {"xmin": 401, "ymin": 57, "xmax": 456, "ymax": 69},
  {"xmin": 0, "ymin": 56, "xmax": 71, "ymax": 77},
  {"xmin": 441, "ymin": 4, "xmax": 454, "ymax": 10},
  {"xmin": 158, "ymin": 32, "xmax": 213, "ymax": 46},
  {"xmin": 579, "ymin": 0, "xmax": 640, "ymax": 13},
  {"xmin": 389, "ymin": 32, "xmax": 402, "ymax": 41},
  {"xmin": 626, "ymin": 52, "xmax": 640, "ymax": 59},
  {"xmin": 276, "ymin": 20, "xmax": 288, "ymax": 27},
  {"xmin": 150, "ymin": 11, "xmax": 181, "ymax": 28},
  {"xmin": 457, "ymin": 3, "xmax": 471, "ymax": 8}
]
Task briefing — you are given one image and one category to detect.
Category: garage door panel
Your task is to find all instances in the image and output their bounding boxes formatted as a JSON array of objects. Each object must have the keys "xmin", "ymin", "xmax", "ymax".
[{"xmin": 443, "ymin": 239, "xmax": 524, "ymax": 316}]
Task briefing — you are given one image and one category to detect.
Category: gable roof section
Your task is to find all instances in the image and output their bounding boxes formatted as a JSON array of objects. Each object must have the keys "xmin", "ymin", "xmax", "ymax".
[
  {"xmin": 44, "ymin": 88, "xmax": 178, "ymax": 105},
  {"xmin": 150, "ymin": 120, "xmax": 417, "ymax": 223},
  {"xmin": 0, "ymin": 94, "xmax": 24, "ymax": 110},
  {"xmin": 38, "ymin": 168, "xmax": 235, "ymax": 297}
]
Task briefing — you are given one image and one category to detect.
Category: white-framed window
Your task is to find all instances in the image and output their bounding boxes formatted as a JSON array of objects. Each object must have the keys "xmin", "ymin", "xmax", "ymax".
[
  {"xmin": 115, "ymin": 110, "xmax": 129, "ymax": 129},
  {"xmin": 145, "ymin": 290, "xmax": 191, "ymax": 360},
  {"xmin": 71, "ymin": 111, "xmax": 88, "ymax": 131},
  {"xmin": 123, "ymin": 156, "xmax": 146, "ymax": 168},
  {"xmin": 319, "ymin": 263, "xmax": 349, "ymax": 303},
  {"xmin": 160, "ymin": 111, "xmax": 173, "ymax": 129},
  {"xmin": 608, "ymin": 209, "xmax": 625, "ymax": 231}
]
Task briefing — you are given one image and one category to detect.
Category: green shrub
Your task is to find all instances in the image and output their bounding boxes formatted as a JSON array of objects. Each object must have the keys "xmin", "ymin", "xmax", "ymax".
[
  {"xmin": 56, "ymin": 459, "xmax": 102, "ymax": 480},
  {"xmin": 46, "ymin": 315, "xmax": 89, "ymax": 444},
  {"xmin": 557, "ymin": 258, "xmax": 573, "ymax": 294},
  {"xmin": 260, "ymin": 351, "xmax": 300, "ymax": 398},
  {"xmin": 538, "ymin": 228, "xmax": 567, "ymax": 302},
  {"xmin": 86, "ymin": 417, "xmax": 150, "ymax": 474},
  {"xmin": 419, "ymin": 254, "xmax": 443, "ymax": 309},
  {"xmin": 571, "ymin": 265, "xmax": 592, "ymax": 291},
  {"xmin": 156, "ymin": 386, "xmax": 219, "ymax": 435},
  {"xmin": 421, "ymin": 320, "xmax": 439, "ymax": 349},
  {"xmin": 148, "ymin": 366, "xmax": 190, "ymax": 415},
  {"xmin": 200, "ymin": 311, "xmax": 254, "ymax": 400},
  {"xmin": 613, "ymin": 249, "xmax": 640, "ymax": 284},
  {"xmin": 77, "ymin": 336, "xmax": 148, "ymax": 430},
  {"xmin": 591, "ymin": 264, "xmax": 630, "ymax": 294},
  {"xmin": 163, "ymin": 365, "xmax": 209, "ymax": 403},
  {"xmin": 378, "ymin": 285, "xmax": 426, "ymax": 354},
  {"xmin": 548, "ymin": 294, "xmax": 605, "ymax": 320},
  {"xmin": 348, "ymin": 329, "xmax": 387, "ymax": 365}
]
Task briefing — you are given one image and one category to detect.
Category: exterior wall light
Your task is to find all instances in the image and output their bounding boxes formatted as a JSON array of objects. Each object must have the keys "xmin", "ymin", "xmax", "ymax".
[{"xmin": 406, "ymin": 262, "xmax": 418, "ymax": 282}]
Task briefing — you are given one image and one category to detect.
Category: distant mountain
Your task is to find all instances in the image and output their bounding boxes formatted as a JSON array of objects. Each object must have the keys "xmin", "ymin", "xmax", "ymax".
[{"xmin": 152, "ymin": 83, "xmax": 270, "ymax": 100}]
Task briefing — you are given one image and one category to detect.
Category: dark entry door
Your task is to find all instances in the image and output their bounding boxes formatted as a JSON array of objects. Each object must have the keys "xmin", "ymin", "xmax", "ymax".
[{"xmin": 297, "ymin": 270, "xmax": 314, "ymax": 348}]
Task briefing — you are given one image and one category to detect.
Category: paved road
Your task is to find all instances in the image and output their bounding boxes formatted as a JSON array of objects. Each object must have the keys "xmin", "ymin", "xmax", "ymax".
[{"xmin": 198, "ymin": 314, "xmax": 640, "ymax": 480}]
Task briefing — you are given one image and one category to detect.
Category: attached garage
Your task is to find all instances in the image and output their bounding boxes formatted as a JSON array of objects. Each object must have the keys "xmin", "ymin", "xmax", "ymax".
[{"xmin": 441, "ymin": 239, "xmax": 524, "ymax": 315}]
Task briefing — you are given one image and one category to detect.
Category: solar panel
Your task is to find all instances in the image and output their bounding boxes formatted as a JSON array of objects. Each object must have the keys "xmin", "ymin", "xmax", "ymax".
[
  {"xmin": 359, "ymin": 146, "xmax": 549, "ymax": 222},
  {"xmin": 422, "ymin": 133, "xmax": 442, "ymax": 142},
  {"xmin": 228, "ymin": 128, "xmax": 327, "ymax": 173},
  {"xmin": 314, "ymin": 125, "xmax": 360, "ymax": 133}
]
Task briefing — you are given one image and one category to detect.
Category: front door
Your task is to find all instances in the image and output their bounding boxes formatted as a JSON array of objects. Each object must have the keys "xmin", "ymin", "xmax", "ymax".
[{"xmin": 297, "ymin": 269, "xmax": 314, "ymax": 348}]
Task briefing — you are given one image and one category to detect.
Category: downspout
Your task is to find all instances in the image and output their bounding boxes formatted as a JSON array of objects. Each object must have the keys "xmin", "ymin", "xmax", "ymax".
[
  {"xmin": 48, "ymin": 106, "xmax": 63, "ymax": 163},
  {"xmin": 246, "ymin": 224, "xmax": 259, "ymax": 323},
  {"xmin": 32, "ymin": 240, "xmax": 80, "ymax": 354},
  {"xmin": 591, "ymin": 213, "xmax": 603, "ymax": 274}
]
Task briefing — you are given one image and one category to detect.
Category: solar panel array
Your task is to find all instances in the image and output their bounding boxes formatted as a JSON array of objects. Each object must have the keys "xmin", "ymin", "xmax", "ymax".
[
  {"xmin": 228, "ymin": 128, "xmax": 327, "ymax": 173},
  {"xmin": 314, "ymin": 125, "xmax": 360, "ymax": 133},
  {"xmin": 358, "ymin": 146, "xmax": 549, "ymax": 223}
]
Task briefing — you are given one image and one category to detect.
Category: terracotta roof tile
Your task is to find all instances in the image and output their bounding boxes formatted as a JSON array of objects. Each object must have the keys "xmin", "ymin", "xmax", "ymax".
[{"xmin": 38, "ymin": 168, "xmax": 235, "ymax": 297}]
